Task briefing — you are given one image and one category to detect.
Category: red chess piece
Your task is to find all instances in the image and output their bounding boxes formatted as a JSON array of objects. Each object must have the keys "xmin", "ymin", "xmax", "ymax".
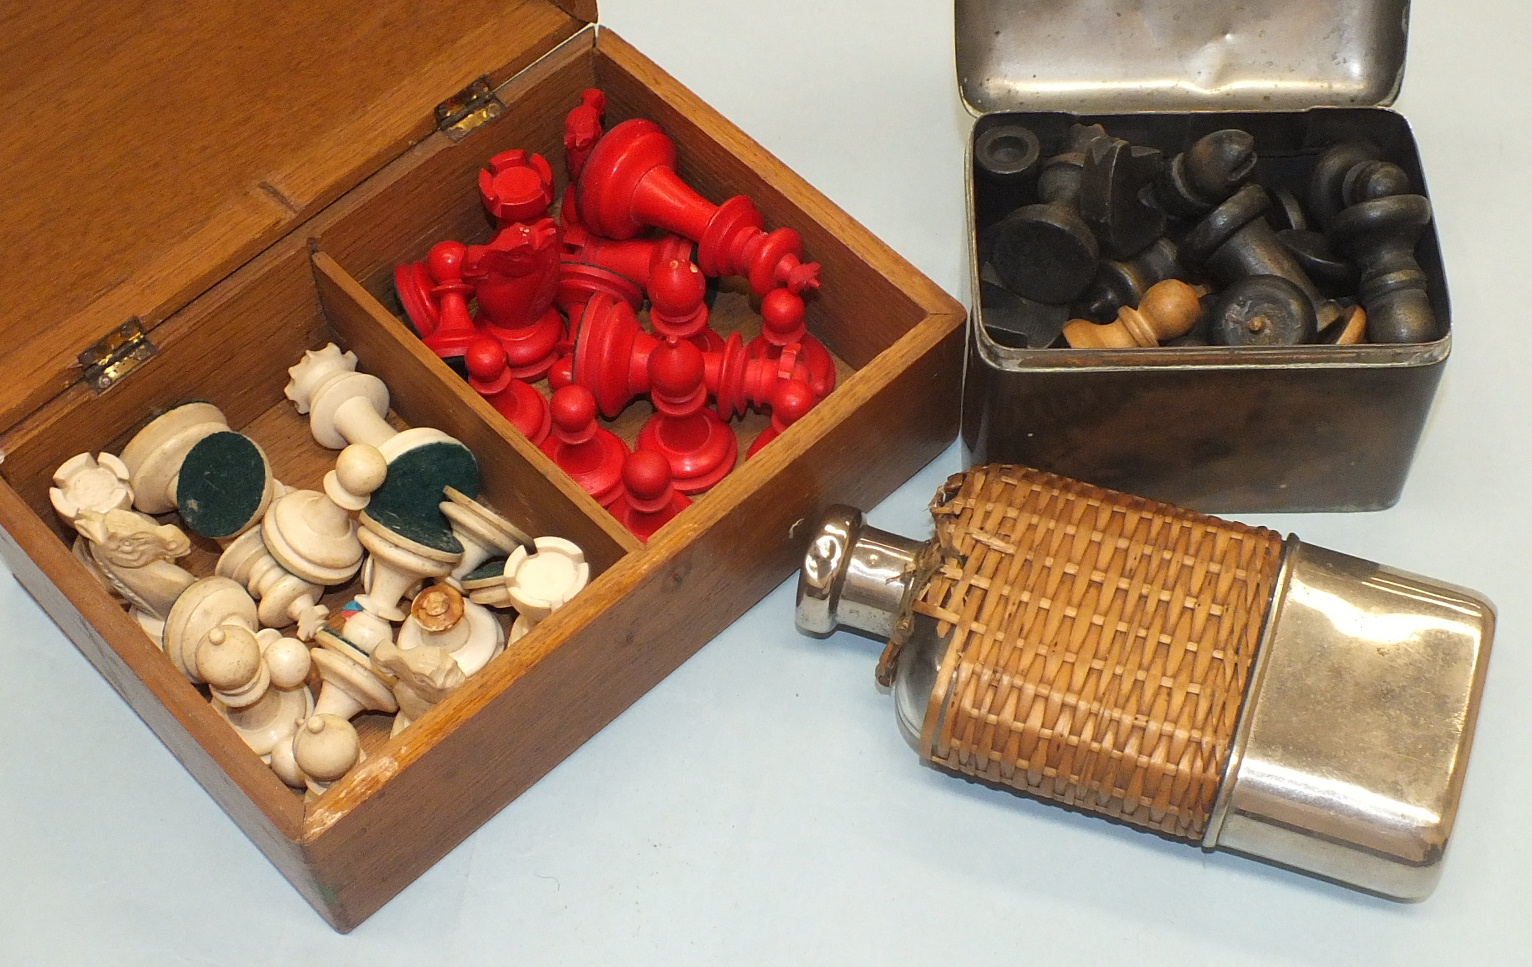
[
  {"xmin": 638, "ymin": 337, "xmax": 738, "ymax": 495},
  {"xmin": 563, "ymin": 89, "xmax": 606, "ymax": 181},
  {"xmin": 747, "ymin": 288, "xmax": 835, "ymax": 400},
  {"xmin": 421, "ymin": 241, "xmax": 479, "ymax": 368},
  {"xmin": 576, "ymin": 118, "xmax": 821, "ymax": 296},
  {"xmin": 648, "ymin": 257, "xmax": 723, "ymax": 353},
  {"xmin": 479, "ymin": 150, "xmax": 555, "ymax": 226},
  {"xmin": 547, "ymin": 354, "xmax": 575, "ymax": 391},
  {"xmin": 462, "ymin": 220, "xmax": 565, "ymax": 381},
  {"xmin": 747, "ymin": 378, "xmax": 815, "ymax": 458},
  {"xmin": 613, "ymin": 449, "xmax": 691, "ymax": 541},
  {"xmin": 571, "ymin": 293, "xmax": 657, "ymax": 419},
  {"xmin": 394, "ymin": 257, "xmax": 441, "ymax": 337},
  {"xmin": 556, "ymin": 224, "xmax": 695, "ymax": 319},
  {"xmin": 707, "ymin": 332, "xmax": 828, "ymax": 420},
  {"xmin": 465, "ymin": 336, "xmax": 552, "ymax": 446},
  {"xmin": 540, "ymin": 385, "xmax": 629, "ymax": 508}
]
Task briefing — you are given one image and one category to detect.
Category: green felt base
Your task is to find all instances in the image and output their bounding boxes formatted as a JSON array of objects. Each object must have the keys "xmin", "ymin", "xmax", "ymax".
[
  {"xmin": 177, "ymin": 431, "xmax": 269, "ymax": 540},
  {"xmin": 462, "ymin": 557, "xmax": 508, "ymax": 583},
  {"xmin": 366, "ymin": 440, "xmax": 479, "ymax": 552}
]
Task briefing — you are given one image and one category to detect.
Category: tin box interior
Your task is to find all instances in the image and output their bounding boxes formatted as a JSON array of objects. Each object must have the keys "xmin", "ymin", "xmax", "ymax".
[{"xmin": 957, "ymin": 0, "xmax": 1452, "ymax": 512}]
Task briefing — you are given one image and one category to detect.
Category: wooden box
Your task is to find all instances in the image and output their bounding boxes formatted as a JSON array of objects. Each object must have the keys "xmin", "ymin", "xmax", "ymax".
[{"xmin": 0, "ymin": 1, "xmax": 964, "ymax": 931}]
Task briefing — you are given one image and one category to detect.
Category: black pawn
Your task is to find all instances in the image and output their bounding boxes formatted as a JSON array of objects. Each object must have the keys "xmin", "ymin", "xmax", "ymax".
[
  {"xmin": 1152, "ymin": 128, "xmax": 1258, "ymax": 220},
  {"xmin": 1208, "ymin": 276, "xmax": 1318, "ymax": 346},
  {"xmin": 1330, "ymin": 192, "xmax": 1438, "ymax": 344},
  {"xmin": 1181, "ymin": 184, "xmax": 1343, "ymax": 332}
]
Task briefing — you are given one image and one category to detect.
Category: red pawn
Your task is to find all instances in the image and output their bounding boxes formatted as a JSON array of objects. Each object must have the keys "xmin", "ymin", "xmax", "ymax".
[
  {"xmin": 394, "ymin": 257, "xmax": 441, "ymax": 337},
  {"xmin": 638, "ymin": 337, "xmax": 738, "ymax": 495},
  {"xmin": 576, "ymin": 118, "xmax": 821, "ymax": 296},
  {"xmin": 747, "ymin": 288, "xmax": 835, "ymax": 400},
  {"xmin": 563, "ymin": 89, "xmax": 606, "ymax": 181},
  {"xmin": 613, "ymin": 449, "xmax": 691, "ymax": 541},
  {"xmin": 747, "ymin": 378, "xmax": 815, "ymax": 458},
  {"xmin": 465, "ymin": 337, "xmax": 551, "ymax": 446},
  {"xmin": 479, "ymin": 150, "xmax": 555, "ymax": 226},
  {"xmin": 540, "ymin": 385, "xmax": 629, "ymax": 509},
  {"xmin": 649, "ymin": 257, "xmax": 723, "ymax": 353},
  {"xmin": 421, "ymin": 241, "xmax": 479, "ymax": 368},
  {"xmin": 571, "ymin": 294, "xmax": 657, "ymax": 419}
]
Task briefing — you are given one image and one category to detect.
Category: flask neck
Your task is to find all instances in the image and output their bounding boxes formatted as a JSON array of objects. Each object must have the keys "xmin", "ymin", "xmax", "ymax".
[{"xmin": 795, "ymin": 506, "xmax": 924, "ymax": 640}]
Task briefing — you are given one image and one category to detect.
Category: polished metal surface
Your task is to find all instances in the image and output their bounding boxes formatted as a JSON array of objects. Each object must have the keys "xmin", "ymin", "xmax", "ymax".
[
  {"xmin": 1206, "ymin": 540, "xmax": 1495, "ymax": 900},
  {"xmin": 896, "ymin": 614, "xmax": 947, "ymax": 752},
  {"xmin": 796, "ymin": 506, "xmax": 923, "ymax": 640},
  {"xmin": 957, "ymin": 0, "xmax": 1410, "ymax": 115}
]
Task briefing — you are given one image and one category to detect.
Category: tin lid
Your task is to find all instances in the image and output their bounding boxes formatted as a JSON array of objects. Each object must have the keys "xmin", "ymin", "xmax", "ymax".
[
  {"xmin": 1205, "ymin": 539, "xmax": 1494, "ymax": 900},
  {"xmin": 956, "ymin": 0, "xmax": 1410, "ymax": 115},
  {"xmin": 0, "ymin": 0, "xmax": 592, "ymax": 436}
]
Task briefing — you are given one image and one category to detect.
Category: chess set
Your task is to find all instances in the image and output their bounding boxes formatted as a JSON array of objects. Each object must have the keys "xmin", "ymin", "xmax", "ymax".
[
  {"xmin": 0, "ymin": 9, "xmax": 963, "ymax": 930},
  {"xmin": 0, "ymin": 0, "xmax": 1494, "ymax": 935}
]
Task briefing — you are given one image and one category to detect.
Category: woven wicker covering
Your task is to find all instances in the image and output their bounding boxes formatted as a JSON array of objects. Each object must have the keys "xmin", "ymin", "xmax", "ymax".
[{"xmin": 913, "ymin": 465, "xmax": 1284, "ymax": 840}]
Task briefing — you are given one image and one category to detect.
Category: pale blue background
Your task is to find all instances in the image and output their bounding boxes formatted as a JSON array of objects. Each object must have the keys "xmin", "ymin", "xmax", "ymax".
[{"xmin": 2, "ymin": 0, "xmax": 1528, "ymax": 962}]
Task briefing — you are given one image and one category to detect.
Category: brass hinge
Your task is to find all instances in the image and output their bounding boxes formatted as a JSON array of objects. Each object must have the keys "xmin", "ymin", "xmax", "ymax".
[
  {"xmin": 79, "ymin": 319, "xmax": 157, "ymax": 393},
  {"xmin": 435, "ymin": 77, "xmax": 505, "ymax": 142}
]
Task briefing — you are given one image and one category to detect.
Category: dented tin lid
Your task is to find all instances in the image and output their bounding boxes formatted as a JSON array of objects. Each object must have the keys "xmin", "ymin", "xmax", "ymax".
[{"xmin": 956, "ymin": 0, "xmax": 1411, "ymax": 115}]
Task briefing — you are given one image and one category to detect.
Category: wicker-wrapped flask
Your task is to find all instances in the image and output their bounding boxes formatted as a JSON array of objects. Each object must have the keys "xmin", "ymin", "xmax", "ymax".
[{"xmin": 796, "ymin": 465, "xmax": 1493, "ymax": 899}]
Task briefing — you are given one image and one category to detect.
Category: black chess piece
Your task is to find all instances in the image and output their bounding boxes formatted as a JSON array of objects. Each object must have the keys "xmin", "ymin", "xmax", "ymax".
[
  {"xmin": 1268, "ymin": 188, "xmax": 1310, "ymax": 233},
  {"xmin": 975, "ymin": 123, "xmax": 1043, "ymax": 185},
  {"xmin": 1278, "ymin": 229, "xmax": 1357, "ymax": 297},
  {"xmin": 1307, "ymin": 139, "xmax": 1382, "ymax": 230},
  {"xmin": 1180, "ymin": 184, "xmax": 1344, "ymax": 332},
  {"xmin": 986, "ymin": 124, "xmax": 1108, "ymax": 304},
  {"xmin": 1079, "ymin": 137, "xmax": 1166, "ymax": 259},
  {"xmin": 1207, "ymin": 275, "xmax": 1318, "ymax": 346},
  {"xmin": 1329, "ymin": 174, "xmax": 1438, "ymax": 344},
  {"xmin": 979, "ymin": 279, "xmax": 1070, "ymax": 349},
  {"xmin": 1073, "ymin": 237, "xmax": 1184, "ymax": 323},
  {"xmin": 1151, "ymin": 128, "xmax": 1258, "ymax": 220}
]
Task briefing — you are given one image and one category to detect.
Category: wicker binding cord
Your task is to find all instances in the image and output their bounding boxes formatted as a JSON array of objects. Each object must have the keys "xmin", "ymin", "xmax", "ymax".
[{"xmin": 913, "ymin": 466, "xmax": 1285, "ymax": 840}]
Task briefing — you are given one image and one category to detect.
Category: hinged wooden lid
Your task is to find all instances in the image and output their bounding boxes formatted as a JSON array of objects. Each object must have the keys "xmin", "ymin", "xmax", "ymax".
[{"xmin": 0, "ymin": 0, "xmax": 593, "ymax": 435}]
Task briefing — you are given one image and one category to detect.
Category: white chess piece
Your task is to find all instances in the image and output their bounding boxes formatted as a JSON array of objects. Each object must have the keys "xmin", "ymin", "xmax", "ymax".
[
  {"xmin": 50, "ymin": 452, "xmax": 134, "ymax": 522},
  {"xmin": 291, "ymin": 714, "xmax": 364, "ymax": 796},
  {"xmin": 439, "ymin": 487, "xmax": 532, "ymax": 588},
  {"xmin": 196, "ymin": 626, "xmax": 313, "ymax": 758},
  {"xmin": 72, "ymin": 509, "xmax": 198, "ymax": 643},
  {"xmin": 215, "ymin": 487, "xmax": 365, "ymax": 639},
  {"xmin": 395, "ymin": 584, "xmax": 506, "ymax": 678},
  {"xmin": 354, "ymin": 518, "xmax": 460, "ymax": 623},
  {"xmin": 310, "ymin": 644, "xmax": 399, "ymax": 721},
  {"xmin": 470, "ymin": 537, "xmax": 588, "ymax": 643},
  {"xmin": 162, "ymin": 576, "xmax": 260, "ymax": 683},
  {"xmin": 117, "ymin": 402, "xmax": 230, "ymax": 515},
  {"xmin": 370, "ymin": 638, "xmax": 466, "ymax": 736}
]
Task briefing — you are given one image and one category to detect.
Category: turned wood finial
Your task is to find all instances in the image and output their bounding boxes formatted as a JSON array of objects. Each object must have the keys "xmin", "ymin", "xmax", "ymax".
[{"xmin": 1062, "ymin": 279, "xmax": 1206, "ymax": 348}]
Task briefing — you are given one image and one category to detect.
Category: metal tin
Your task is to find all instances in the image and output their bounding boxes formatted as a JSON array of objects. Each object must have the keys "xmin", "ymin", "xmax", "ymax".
[{"xmin": 959, "ymin": 0, "xmax": 1452, "ymax": 512}]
